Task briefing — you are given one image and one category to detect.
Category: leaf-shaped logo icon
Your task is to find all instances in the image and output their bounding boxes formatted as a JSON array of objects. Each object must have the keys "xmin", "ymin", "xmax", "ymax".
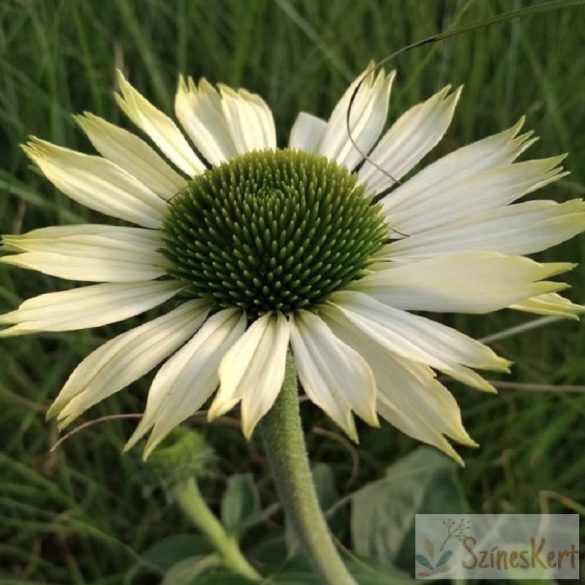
[
  {"xmin": 425, "ymin": 539, "xmax": 435, "ymax": 560},
  {"xmin": 436, "ymin": 549, "xmax": 453, "ymax": 567},
  {"xmin": 416, "ymin": 554, "xmax": 434, "ymax": 571}
]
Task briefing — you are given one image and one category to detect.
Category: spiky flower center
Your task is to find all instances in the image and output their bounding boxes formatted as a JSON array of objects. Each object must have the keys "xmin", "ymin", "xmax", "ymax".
[{"xmin": 162, "ymin": 149, "xmax": 386, "ymax": 315}]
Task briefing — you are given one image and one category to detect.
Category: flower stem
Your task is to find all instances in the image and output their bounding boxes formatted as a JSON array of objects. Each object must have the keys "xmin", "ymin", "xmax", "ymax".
[
  {"xmin": 259, "ymin": 355, "xmax": 358, "ymax": 585},
  {"xmin": 172, "ymin": 477, "xmax": 261, "ymax": 581}
]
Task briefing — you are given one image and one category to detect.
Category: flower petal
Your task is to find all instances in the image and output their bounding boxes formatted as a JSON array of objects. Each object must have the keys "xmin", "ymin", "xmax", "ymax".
[
  {"xmin": 219, "ymin": 85, "xmax": 277, "ymax": 153},
  {"xmin": 48, "ymin": 299, "xmax": 211, "ymax": 427},
  {"xmin": 75, "ymin": 113, "xmax": 187, "ymax": 199},
  {"xmin": 288, "ymin": 112, "xmax": 327, "ymax": 152},
  {"xmin": 358, "ymin": 86, "xmax": 461, "ymax": 194},
  {"xmin": 510, "ymin": 292, "xmax": 585, "ymax": 319},
  {"xmin": 385, "ymin": 199, "xmax": 585, "ymax": 259},
  {"xmin": 125, "ymin": 309, "xmax": 246, "ymax": 458},
  {"xmin": 382, "ymin": 117, "xmax": 533, "ymax": 213},
  {"xmin": 209, "ymin": 312, "xmax": 290, "ymax": 438},
  {"xmin": 382, "ymin": 155, "xmax": 567, "ymax": 235},
  {"xmin": 354, "ymin": 252, "xmax": 572, "ymax": 313},
  {"xmin": 22, "ymin": 139, "xmax": 167, "ymax": 228},
  {"xmin": 327, "ymin": 315, "xmax": 476, "ymax": 464},
  {"xmin": 322, "ymin": 291, "xmax": 510, "ymax": 392},
  {"xmin": 1, "ymin": 224, "xmax": 160, "ymax": 252},
  {"xmin": 319, "ymin": 65, "xmax": 395, "ymax": 170},
  {"xmin": 289, "ymin": 309, "xmax": 378, "ymax": 441},
  {"xmin": 1, "ymin": 228, "xmax": 167, "ymax": 282},
  {"xmin": 115, "ymin": 70, "xmax": 204, "ymax": 176},
  {"xmin": 175, "ymin": 77, "xmax": 239, "ymax": 166},
  {"xmin": 0, "ymin": 281, "xmax": 184, "ymax": 336}
]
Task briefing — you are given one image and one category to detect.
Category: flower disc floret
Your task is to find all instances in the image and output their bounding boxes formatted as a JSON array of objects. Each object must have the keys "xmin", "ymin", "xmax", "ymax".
[{"xmin": 162, "ymin": 149, "xmax": 387, "ymax": 314}]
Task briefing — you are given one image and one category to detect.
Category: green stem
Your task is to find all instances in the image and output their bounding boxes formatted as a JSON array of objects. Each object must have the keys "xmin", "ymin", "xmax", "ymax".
[
  {"xmin": 172, "ymin": 478, "xmax": 261, "ymax": 581},
  {"xmin": 259, "ymin": 355, "xmax": 358, "ymax": 585}
]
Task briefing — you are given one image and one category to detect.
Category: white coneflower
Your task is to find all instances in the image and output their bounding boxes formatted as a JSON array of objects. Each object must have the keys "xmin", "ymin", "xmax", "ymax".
[{"xmin": 2, "ymin": 67, "xmax": 584, "ymax": 463}]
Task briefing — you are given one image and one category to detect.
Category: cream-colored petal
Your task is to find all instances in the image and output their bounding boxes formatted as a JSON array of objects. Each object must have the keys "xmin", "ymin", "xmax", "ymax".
[
  {"xmin": 1, "ymin": 224, "xmax": 160, "ymax": 252},
  {"xmin": 323, "ymin": 291, "xmax": 510, "ymax": 392},
  {"xmin": 382, "ymin": 156, "xmax": 566, "ymax": 236},
  {"xmin": 290, "ymin": 309, "xmax": 378, "ymax": 441},
  {"xmin": 219, "ymin": 85, "xmax": 276, "ymax": 153},
  {"xmin": 0, "ymin": 251, "xmax": 164, "ymax": 283},
  {"xmin": 354, "ymin": 251, "xmax": 572, "ymax": 313},
  {"xmin": 319, "ymin": 65, "xmax": 395, "ymax": 171},
  {"xmin": 327, "ymin": 315, "xmax": 476, "ymax": 464},
  {"xmin": 75, "ymin": 113, "xmax": 186, "ymax": 199},
  {"xmin": 0, "ymin": 281, "xmax": 184, "ymax": 336},
  {"xmin": 510, "ymin": 292, "xmax": 585, "ymax": 319},
  {"xmin": 382, "ymin": 155, "xmax": 567, "ymax": 236},
  {"xmin": 288, "ymin": 112, "xmax": 327, "ymax": 153},
  {"xmin": 358, "ymin": 86, "xmax": 461, "ymax": 194},
  {"xmin": 1, "ymin": 231, "xmax": 167, "ymax": 282},
  {"xmin": 115, "ymin": 70, "xmax": 204, "ymax": 176},
  {"xmin": 382, "ymin": 117, "xmax": 533, "ymax": 216},
  {"xmin": 385, "ymin": 199, "xmax": 585, "ymax": 260},
  {"xmin": 175, "ymin": 77, "xmax": 239, "ymax": 166},
  {"xmin": 22, "ymin": 139, "xmax": 167, "ymax": 228},
  {"xmin": 48, "ymin": 300, "xmax": 211, "ymax": 427},
  {"xmin": 125, "ymin": 309, "xmax": 246, "ymax": 458},
  {"xmin": 209, "ymin": 312, "xmax": 289, "ymax": 438}
]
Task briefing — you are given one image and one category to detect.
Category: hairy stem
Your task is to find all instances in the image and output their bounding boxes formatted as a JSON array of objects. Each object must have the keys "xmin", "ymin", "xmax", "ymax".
[{"xmin": 259, "ymin": 355, "xmax": 358, "ymax": 585}]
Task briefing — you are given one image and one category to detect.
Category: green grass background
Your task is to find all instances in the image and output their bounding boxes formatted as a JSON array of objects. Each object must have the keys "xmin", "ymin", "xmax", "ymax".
[{"xmin": 0, "ymin": 0, "xmax": 584, "ymax": 583}]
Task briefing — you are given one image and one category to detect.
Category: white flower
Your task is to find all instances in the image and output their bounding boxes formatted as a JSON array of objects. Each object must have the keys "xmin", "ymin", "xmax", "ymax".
[{"xmin": 2, "ymin": 66, "xmax": 584, "ymax": 463}]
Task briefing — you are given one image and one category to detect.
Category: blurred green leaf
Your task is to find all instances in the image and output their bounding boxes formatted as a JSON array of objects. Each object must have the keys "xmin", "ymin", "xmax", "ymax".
[
  {"xmin": 161, "ymin": 554, "xmax": 220, "ymax": 585},
  {"xmin": 136, "ymin": 534, "xmax": 212, "ymax": 573},
  {"xmin": 220, "ymin": 473, "xmax": 261, "ymax": 535},
  {"xmin": 312, "ymin": 463, "xmax": 347, "ymax": 538},
  {"xmin": 351, "ymin": 447, "xmax": 467, "ymax": 568}
]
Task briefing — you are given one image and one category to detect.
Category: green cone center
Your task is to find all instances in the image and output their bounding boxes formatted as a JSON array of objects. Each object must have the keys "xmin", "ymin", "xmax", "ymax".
[{"xmin": 162, "ymin": 149, "xmax": 387, "ymax": 315}]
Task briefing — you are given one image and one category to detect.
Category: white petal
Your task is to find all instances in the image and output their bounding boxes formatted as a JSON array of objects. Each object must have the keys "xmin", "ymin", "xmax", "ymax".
[
  {"xmin": 1, "ymin": 224, "xmax": 160, "ymax": 251},
  {"xmin": 209, "ymin": 312, "xmax": 290, "ymax": 438},
  {"xmin": 383, "ymin": 155, "xmax": 566, "ymax": 236},
  {"xmin": 327, "ymin": 316, "xmax": 476, "ymax": 464},
  {"xmin": 75, "ymin": 113, "xmax": 186, "ymax": 199},
  {"xmin": 319, "ymin": 66, "xmax": 395, "ymax": 170},
  {"xmin": 354, "ymin": 252, "xmax": 572, "ymax": 313},
  {"xmin": 23, "ymin": 139, "xmax": 167, "ymax": 228},
  {"xmin": 386, "ymin": 199, "xmax": 585, "ymax": 259},
  {"xmin": 382, "ymin": 117, "xmax": 532, "ymax": 213},
  {"xmin": 175, "ymin": 77, "xmax": 239, "ymax": 166},
  {"xmin": 289, "ymin": 309, "xmax": 378, "ymax": 441},
  {"xmin": 288, "ymin": 112, "xmax": 327, "ymax": 152},
  {"xmin": 322, "ymin": 291, "xmax": 510, "ymax": 392},
  {"xmin": 219, "ymin": 85, "xmax": 277, "ymax": 153},
  {"xmin": 125, "ymin": 309, "xmax": 246, "ymax": 457},
  {"xmin": 48, "ymin": 300, "xmax": 211, "ymax": 426},
  {"xmin": 358, "ymin": 86, "xmax": 461, "ymax": 194},
  {"xmin": 510, "ymin": 292, "xmax": 585, "ymax": 319},
  {"xmin": 1, "ymin": 229, "xmax": 167, "ymax": 282},
  {"xmin": 0, "ymin": 281, "xmax": 184, "ymax": 336},
  {"xmin": 115, "ymin": 71, "xmax": 204, "ymax": 176}
]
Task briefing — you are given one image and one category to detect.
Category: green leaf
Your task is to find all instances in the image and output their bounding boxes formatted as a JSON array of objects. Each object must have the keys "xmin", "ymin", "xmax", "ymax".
[
  {"xmin": 220, "ymin": 473, "xmax": 261, "ymax": 535},
  {"xmin": 179, "ymin": 570, "xmax": 256, "ymax": 585},
  {"xmin": 137, "ymin": 534, "xmax": 212, "ymax": 573},
  {"xmin": 312, "ymin": 463, "xmax": 346, "ymax": 538},
  {"xmin": 351, "ymin": 447, "xmax": 467, "ymax": 568},
  {"xmin": 346, "ymin": 557, "xmax": 416, "ymax": 584},
  {"xmin": 162, "ymin": 555, "xmax": 220, "ymax": 585}
]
